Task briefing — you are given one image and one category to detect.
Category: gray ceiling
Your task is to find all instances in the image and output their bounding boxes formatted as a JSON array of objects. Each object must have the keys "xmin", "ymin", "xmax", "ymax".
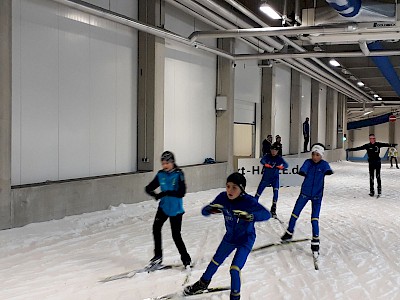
[{"xmin": 228, "ymin": 0, "xmax": 400, "ymax": 120}]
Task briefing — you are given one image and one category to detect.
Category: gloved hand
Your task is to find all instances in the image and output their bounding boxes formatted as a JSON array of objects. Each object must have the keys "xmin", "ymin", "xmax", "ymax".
[
  {"xmin": 155, "ymin": 191, "xmax": 167, "ymax": 200},
  {"xmin": 233, "ymin": 210, "xmax": 254, "ymax": 222},
  {"xmin": 276, "ymin": 165, "xmax": 284, "ymax": 170},
  {"xmin": 264, "ymin": 164, "xmax": 273, "ymax": 168},
  {"xmin": 206, "ymin": 204, "xmax": 224, "ymax": 214}
]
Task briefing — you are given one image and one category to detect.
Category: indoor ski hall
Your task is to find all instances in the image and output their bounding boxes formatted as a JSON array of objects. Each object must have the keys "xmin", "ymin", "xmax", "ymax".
[{"xmin": 0, "ymin": 0, "xmax": 399, "ymax": 299}]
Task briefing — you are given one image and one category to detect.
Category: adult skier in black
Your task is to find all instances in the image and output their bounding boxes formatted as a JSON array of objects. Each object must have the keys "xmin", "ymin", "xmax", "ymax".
[{"xmin": 346, "ymin": 134, "xmax": 397, "ymax": 197}]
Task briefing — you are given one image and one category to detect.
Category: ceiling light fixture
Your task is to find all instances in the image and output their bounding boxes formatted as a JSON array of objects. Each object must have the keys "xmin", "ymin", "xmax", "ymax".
[
  {"xmin": 377, "ymin": 97, "xmax": 382, "ymax": 100},
  {"xmin": 357, "ymin": 81, "xmax": 365, "ymax": 87},
  {"xmin": 363, "ymin": 111, "xmax": 373, "ymax": 116},
  {"xmin": 373, "ymin": 94, "xmax": 379, "ymax": 98},
  {"xmin": 260, "ymin": 2, "xmax": 281, "ymax": 20},
  {"xmin": 329, "ymin": 59, "xmax": 340, "ymax": 67}
]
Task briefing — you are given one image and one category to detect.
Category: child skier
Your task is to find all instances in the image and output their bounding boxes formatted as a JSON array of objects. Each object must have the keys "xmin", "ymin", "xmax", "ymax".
[
  {"xmin": 388, "ymin": 146, "xmax": 399, "ymax": 169},
  {"xmin": 184, "ymin": 172, "xmax": 270, "ymax": 300},
  {"xmin": 281, "ymin": 143, "xmax": 333, "ymax": 256},
  {"xmin": 145, "ymin": 151, "xmax": 191, "ymax": 267},
  {"xmin": 254, "ymin": 144, "xmax": 288, "ymax": 217}
]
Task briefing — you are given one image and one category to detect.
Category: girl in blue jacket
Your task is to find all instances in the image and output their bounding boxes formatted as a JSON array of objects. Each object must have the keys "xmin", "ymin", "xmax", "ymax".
[
  {"xmin": 145, "ymin": 151, "xmax": 191, "ymax": 267},
  {"xmin": 184, "ymin": 173, "xmax": 270, "ymax": 300},
  {"xmin": 281, "ymin": 143, "xmax": 333, "ymax": 254},
  {"xmin": 255, "ymin": 144, "xmax": 288, "ymax": 217}
]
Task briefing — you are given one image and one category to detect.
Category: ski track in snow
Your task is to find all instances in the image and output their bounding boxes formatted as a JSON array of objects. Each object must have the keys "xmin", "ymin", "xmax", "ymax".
[{"xmin": 0, "ymin": 161, "xmax": 399, "ymax": 300}]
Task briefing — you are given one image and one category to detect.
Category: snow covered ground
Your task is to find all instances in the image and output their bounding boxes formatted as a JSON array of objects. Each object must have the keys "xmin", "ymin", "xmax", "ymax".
[{"xmin": 1, "ymin": 161, "xmax": 399, "ymax": 300}]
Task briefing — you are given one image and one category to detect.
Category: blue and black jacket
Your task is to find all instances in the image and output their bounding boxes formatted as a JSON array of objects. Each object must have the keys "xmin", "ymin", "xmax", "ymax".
[
  {"xmin": 298, "ymin": 159, "xmax": 333, "ymax": 199},
  {"xmin": 260, "ymin": 154, "xmax": 289, "ymax": 186},
  {"xmin": 202, "ymin": 192, "xmax": 270, "ymax": 249},
  {"xmin": 145, "ymin": 168, "xmax": 186, "ymax": 216}
]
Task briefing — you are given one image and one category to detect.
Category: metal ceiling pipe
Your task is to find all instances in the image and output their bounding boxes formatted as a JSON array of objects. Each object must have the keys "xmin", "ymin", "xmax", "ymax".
[
  {"xmin": 325, "ymin": 0, "xmax": 362, "ymax": 18},
  {"xmin": 234, "ymin": 50, "xmax": 400, "ymax": 60},
  {"xmin": 165, "ymin": 0, "xmax": 264, "ymax": 53},
  {"xmin": 188, "ymin": 24, "xmax": 359, "ymax": 42},
  {"xmin": 222, "ymin": 0, "xmax": 374, "ymax": 102},
  {"xmin": 188, "ymin": 0, "xmax": 284, "ymax": 51},
  {"xmin": 170, "ymin": 0, "xmax": 274, "ymax": 52},
  {"xmin": 51, "ymin": 0, "xmax": 233, "ymax": 60}
]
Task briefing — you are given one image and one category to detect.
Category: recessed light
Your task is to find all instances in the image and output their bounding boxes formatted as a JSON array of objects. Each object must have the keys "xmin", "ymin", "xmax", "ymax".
[{"xmin": 329, "ymin": 59, "xmax": 340, "ymax": 67}]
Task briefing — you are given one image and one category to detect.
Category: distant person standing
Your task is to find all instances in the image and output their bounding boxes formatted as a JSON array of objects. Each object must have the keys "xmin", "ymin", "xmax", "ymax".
[
  {"xmin": 303, "ymin": 117, "xmax": 310, "ymax": 152},
  {"xmin": 388, "ymin": 146, "xmax": 399, "ymax": 169},
  {"xmin": 346, "ymin": 134, "xmax": 397, "ymax": 197},
  {"xmin": 273, "ymin": 135, "xmax": 283, "ymax": 156},
  {"xmin": 261, "ymin": 134, "xmax": 273, "ymax": 156}
]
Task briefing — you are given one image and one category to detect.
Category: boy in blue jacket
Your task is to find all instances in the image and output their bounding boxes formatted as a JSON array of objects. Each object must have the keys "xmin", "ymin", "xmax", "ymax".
[
  {"xmin": 145, "ymin": 151, "xmax": 191, "ymax": 267},
  {"xmin": 184, "ymin": 173, "xmax": 270, "ymax": 300},
  {"xmin": 255, "ymin": 144, "xmax": 288, "ymax": 217},
  {"xmin": 281, "ymin": 143, "xmax": 333, "ymax": 254}
]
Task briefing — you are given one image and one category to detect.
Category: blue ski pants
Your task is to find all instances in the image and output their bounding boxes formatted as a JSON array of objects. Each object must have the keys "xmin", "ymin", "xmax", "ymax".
[
  {"xmin": 202, "ymin": 239, "xmax": 253, "ymax": 298},
  {"xmin": 287, "ymin": 194, "xmax": 322, "ymax": 239}
]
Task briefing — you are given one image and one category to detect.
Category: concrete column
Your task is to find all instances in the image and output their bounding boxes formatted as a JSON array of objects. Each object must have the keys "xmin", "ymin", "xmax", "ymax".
[
  {"xmin": 137, "ymin": 0, "xmax": 165, "ymax": 171},
  {"xmin": 216, "ymin": 38, "xmax": 235, "ymax": 175},
  {"xmin": 0, "ymin": 0, "xmax": 12, "ymax": 229},
  {"xmin": 389, "ymin": 117, "xmax": 395, "ymax": 144},
  {"xmin": 310, "ymin": 79, "xmax": 320, "ymax": 147},
  {"xmin": 289, "ymin": 69, "xmax": 301, "ymax": 154},
  {"xmin": 336, "ymin": 93, "xmax": 345, "ymax": 148},
  {"xmin": 260, "ymin": 67, "xmax": 274, "ymax": 143},
  {"xmin": 325, "ymin": 87, "xmax": 338, "ymax": 150}
]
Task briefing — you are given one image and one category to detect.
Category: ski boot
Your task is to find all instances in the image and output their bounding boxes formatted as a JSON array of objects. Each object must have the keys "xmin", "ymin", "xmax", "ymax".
[
  {"xmin": 181, "ymin": 253, "xmax": 192, "ymax": 268},
  {"xmin": 184, "ymin": 278, "xmax": 210, "ymax": 295},
  {"xmin": 270, "ymin": 203, "xmax": 277, "ymax": 218},
  {"xmin": 281, "ymin": 230, "xmax": 293, "ymax": 242},
  {"xmin": 311, "ymin": 238, "xmax": 320, "ymax": 253},
  {"xmin": 369, "ymin": 190, "xmax": 374, "ymax": 197},
  {"xmin": 149, "ymin": 255, "xmax": 162, "ymax": 266}
]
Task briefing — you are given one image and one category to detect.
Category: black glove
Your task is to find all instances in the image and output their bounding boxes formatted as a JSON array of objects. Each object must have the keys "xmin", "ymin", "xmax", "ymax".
[
  {"xmin": 298, "ymin": 171, "xmax": 306, "ymax": 177},
  {"xmin": 155, "ymin": 191, "xmax": 167, "ymax": 200},
  {"xmin": 233, "ymin": 210, "xmax": 254, "ymax": 222},
  {"xmin": 206, "ymin": 204, "xmax": 224, "ymax": 214}
]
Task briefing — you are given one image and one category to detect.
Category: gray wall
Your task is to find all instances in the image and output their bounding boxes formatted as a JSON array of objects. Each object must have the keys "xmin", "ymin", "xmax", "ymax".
[{"xmin": 11, "ymin": 163, "xmax": 227, "ymax": 228}]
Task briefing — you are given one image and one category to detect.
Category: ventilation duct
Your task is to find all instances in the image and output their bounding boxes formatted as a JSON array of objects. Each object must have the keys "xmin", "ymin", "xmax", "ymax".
[{"xmin": 368, "ymin": 41, "xmax": 400, "ymax": 97}]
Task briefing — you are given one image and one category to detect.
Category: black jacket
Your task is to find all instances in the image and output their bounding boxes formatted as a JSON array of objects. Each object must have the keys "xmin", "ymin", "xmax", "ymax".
[{"xmin": 347, "ymin": 142, "xmax": 393, "ymax": 162}]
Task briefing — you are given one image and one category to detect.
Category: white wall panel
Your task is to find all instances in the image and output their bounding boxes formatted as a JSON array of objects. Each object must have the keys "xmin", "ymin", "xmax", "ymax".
[
  {"xmin": 375, "ymin": 122, "xmax": 390, "ymax": 157},
  {"xmin": 234, "ymin": 100, "xmax": 255, "ymax": 124},
  {"xmin": 58, "ymin": 8, "xmax": 91, "ymax": 180},
  {"xmin": 318, "ymin": 84, "xmax": 327, "ymax": 144},
  {"xmin": 90, "ymin": 18, "xmax": 118, "ymax": 176},
  {"xmin": 164, "ymin": 5, "xmax": 216, "ymax": 165},
  {"xmin": 12, "ymin": 0, "xmax": 138, "ymax": 185},
  {"xmin": 164, "ymin": 43, "xmax": 216, "ymax": 166},
  {"xmin": 274, "ymin": 65, "xmax": 291, "ymax": 155},
  {"xmin": 351, "ymin": 127, "xmax": 369, "ymax": 158},
  {"xmin": 115, "ymin": 24, "xmax": 137, "ymax": 173},
  {"xmin": 20, "ymin": 0, "xmax": 59, "ymax": 184}
]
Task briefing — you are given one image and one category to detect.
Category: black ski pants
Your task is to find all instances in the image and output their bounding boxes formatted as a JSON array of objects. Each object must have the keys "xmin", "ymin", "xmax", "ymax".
[
  {"xmin": 152, "ymin": 207, "xmax": 190, "ymax": 261},
  {"xmin": 303, "ymin": 135, "xmax": 309, "ymax": 152},
  {"xmin": 390, "ymin": 156, "xmax": 399, "ymax": 168},
  {"xmin": 368, "ymin": 160, "xmax": 381, "ymax": 193}
]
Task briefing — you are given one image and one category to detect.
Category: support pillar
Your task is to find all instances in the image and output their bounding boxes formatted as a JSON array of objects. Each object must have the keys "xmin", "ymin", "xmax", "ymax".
[
  {"xmin": 137, "ymin": 0, "xmax": 165, "ymax": 171},
  {"xmin": 289, "ymin": 69, "xmax": 301, "ymax": 154},
  {"xmin": 0, "ymin": 0, "xmax": 12, "ymax": 229},
  {"xmin": 216, "ymin": 38, "xmax": 235, "ymax": 175},
  {"xmin": 310, "ymin": 79, "xmax": 320, "ymax": 147},
  {"xmin": 260, "ymin": 67, "xmax": 274, "ymax": 144}
]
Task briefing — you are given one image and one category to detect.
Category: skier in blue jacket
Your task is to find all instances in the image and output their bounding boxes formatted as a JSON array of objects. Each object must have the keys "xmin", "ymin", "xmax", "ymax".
[
  {"xmin": 281, "ymin": 143, "xmax": 333, "ymax": 255},
  {"xmin": 184, "ymin": 173, "xmax": 270, "ymax": 300},
  {"xmin": 145, "ymin": 151, "xmax": 191, "ymax": 267},
  {"xmin": 255, "ymin": 144, "xmax": 288, "ymax": 217}
]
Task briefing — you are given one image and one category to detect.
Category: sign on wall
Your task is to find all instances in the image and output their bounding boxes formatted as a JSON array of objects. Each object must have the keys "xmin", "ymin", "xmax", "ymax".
[{"xmin": 238, "ymin": 158, "xmax": 307, "ymax": 187}]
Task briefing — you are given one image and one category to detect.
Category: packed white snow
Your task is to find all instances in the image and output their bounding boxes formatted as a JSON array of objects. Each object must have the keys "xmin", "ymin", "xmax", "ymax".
[{"xmin": 0, "ymin": 161, "xmax": 399, "ymax": 300}]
